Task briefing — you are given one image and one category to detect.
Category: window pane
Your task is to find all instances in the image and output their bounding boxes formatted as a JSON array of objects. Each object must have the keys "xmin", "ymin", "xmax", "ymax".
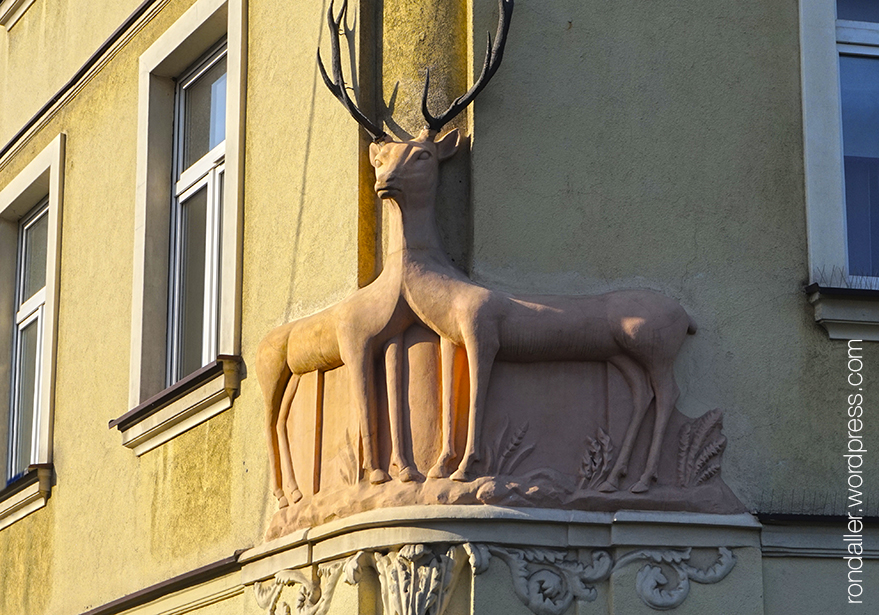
[
  {"xmin": 11, "ymin": 318, "xmax": 40, "ymax": 479},
  {"xmin": 838, "ymin": 0, "xmax": 879, "ymax": 23},
  {"xmin": 840, "ymin": 55, "xmax": 879, "ymax": 276},
  {"xmin": 182, "ymin": 56, "xmax": 227, "ymax": 168},
  {"xmin": 179, "ymin": 186, "xmax": 208, "ymax": 377},
  {"xmin": 21, "ymin": 208, "xmax": 48, "ymax": 303}
]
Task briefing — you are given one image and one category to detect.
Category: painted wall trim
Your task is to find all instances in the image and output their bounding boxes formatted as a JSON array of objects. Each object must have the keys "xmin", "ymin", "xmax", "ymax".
[
  {"xmin": 80, "ymin": 552, "xmax": 245, "ymax": 615},
  {"xmin": 0, "ymin": 0, "xmax": 172, "ymax": 171},
  {"xmin": 0, "ymin": 0, "xmax": 36, "ymax": 30}
]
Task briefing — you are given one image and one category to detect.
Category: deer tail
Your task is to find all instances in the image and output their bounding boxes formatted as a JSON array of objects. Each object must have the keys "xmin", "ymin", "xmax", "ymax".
[{"xmin": 687, "ymin": 314, "xmax": 698, "ymax": 335}]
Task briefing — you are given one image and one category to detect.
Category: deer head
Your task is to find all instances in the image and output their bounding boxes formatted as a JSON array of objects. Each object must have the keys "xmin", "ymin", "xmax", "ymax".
[
  {"xmin": 368, "ymin": 129, "xmax": 460, "ymax": 208},
  {"xmin": 318, "ymin": 0, "xmax": 514, "ymax": 193}
]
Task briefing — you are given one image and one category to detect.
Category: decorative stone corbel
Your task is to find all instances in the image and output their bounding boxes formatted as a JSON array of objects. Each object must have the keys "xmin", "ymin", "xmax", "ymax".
[
  {"xmin": 343, "ymin": 544, "xmax": 468, "ymax": 615},
  {"xmin": 253, "ymin": 563, "xmax": 344, "ymax": 615},
  {"xmin": 612, "ymin": 547, "xmax": 737, "ymax": 611},
  {"xmin": 468, "ymin": 544, "xmax": 736, "ymax": 614},
  {"xmin": 465, "ymin": 544, "xmax": 613, "ymax": 615}
]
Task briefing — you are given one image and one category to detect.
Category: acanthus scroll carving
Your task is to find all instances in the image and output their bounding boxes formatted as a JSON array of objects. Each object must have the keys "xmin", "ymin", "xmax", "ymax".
[
  {"xmin": 344, "ymin": 544, "xmax": 468, "ymax": 615},
  {"xmin": 466, "ymin": 543, "xmax": 613, "ymax": 615},
  {"xmin": 253, "ymin": 563, "xmax": 344, "ymax": 615},
  {"xmin": 613, "ymin": 547, "xmax": 737, "ymax": 611},
  {"xmin": 253, "ymin": 543, "xmax": 737, "ymax": 614}
]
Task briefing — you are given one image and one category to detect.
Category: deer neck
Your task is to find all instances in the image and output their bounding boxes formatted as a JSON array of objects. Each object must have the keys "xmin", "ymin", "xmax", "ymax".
[{"xmin": 385, "ymin": 193, "xmax": 449, "ymax": 260}]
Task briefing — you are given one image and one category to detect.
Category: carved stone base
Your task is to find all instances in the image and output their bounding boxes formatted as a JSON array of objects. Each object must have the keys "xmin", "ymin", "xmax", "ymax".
[
  {"xmin": 266, "ymin": 474, "xmax": 743, "ymax": 541},
  {"xmin": 243, "ymin": 508, "xmax": 763, "ymax": 615},
  {"xmin": 271, "ymin": 333, "xmax": 744, "ymax": 540}
]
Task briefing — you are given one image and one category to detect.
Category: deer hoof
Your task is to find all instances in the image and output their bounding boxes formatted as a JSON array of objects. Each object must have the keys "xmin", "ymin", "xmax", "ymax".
[
  {"xmin": 278, "ymin": 496, "xmax": 289, "ymax": 509},
  {"xmin": 427, "ymin": 465, "xmax": 449, "ymax": 479},
  {"xmin": 289, "ymin": 489, "xmax": 303, "ymax": 504},
  {"xmin": 450, "ymin": 468, "xmax": 471, "ymax": 482},
  {"xmin": 597, "ymin": 480, "xmax": 618, "ymax": 493},
  {"xmin": 398, "ymin": 466, "xmax": 422, "ymax": 483},
  {"xmin": 369, "ymin": 469, "xmax": 391, "ymax": 484},
  {"xmin": 629, "ymin": 480, "xmax": 650, "ymax": 493}
]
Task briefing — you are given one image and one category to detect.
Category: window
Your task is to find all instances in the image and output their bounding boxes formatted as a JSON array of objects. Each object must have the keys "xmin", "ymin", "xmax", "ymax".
[
  {"xmin": 0, "ymin": 133, "xmax": 64, "ymax": 529},
  {"xmin": 801, "ymin": 0, "xmax": 879, "ymax": 339},
  {"xmin": 9, "ymin": 201, "xmax": 48, "ymax": 482},
  {"xmin": 168, "ymin": 43, "xmax": 227, "ymax": 385},
  {"xmin": 117, "ymin": 0, "xmax": 245, "ymax": 455}
]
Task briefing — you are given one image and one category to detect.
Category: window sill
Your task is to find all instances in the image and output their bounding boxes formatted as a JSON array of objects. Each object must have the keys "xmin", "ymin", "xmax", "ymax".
[
  {"xmin": 0, "ymin": 0, "xmax": 36, "ymax": 30},
  {"xmin": 0, "ymin": 463, "xmax": 53, "ymax": 531},
  {"xmin": 110, "ymin": 355, "xmax": 242, "ymax": 455},
  {"xmin": 806, "ymin": 284, "xmax": 879, "ymax": 340}
]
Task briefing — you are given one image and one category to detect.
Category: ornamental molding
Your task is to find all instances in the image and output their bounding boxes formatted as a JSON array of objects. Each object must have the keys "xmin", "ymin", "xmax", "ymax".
[{"xmin": 253, "ymin": 542, "xmax": 736, "ymax": 614}]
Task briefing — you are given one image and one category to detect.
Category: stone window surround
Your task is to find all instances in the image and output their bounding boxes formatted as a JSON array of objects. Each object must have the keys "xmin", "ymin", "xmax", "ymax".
[
  {"xmin": 0, "ymin": 0, "xmax": 36, "ymax": 30},
  {"xmin": 801, "ymin": 0, "xmax": 879, "ymax": 340},
  {"xmin": 0, "ymin": 133, "xmax": 65, "ymax": 530},
  {"xmin": 122, "ymin": 0, "xmax": 246, "ymax": 454}
]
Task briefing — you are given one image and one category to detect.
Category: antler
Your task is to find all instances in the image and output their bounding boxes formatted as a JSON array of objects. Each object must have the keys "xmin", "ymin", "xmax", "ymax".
[
  {"xmin": 317, "ymin": 0, "xmax": 387, "ymax": 142},
  {"xmin": 421, "ymin": 0, "xmax": 514, "ymax": 133}
]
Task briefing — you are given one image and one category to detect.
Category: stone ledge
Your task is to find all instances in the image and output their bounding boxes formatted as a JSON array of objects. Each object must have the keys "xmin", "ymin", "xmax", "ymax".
[
  {"xmin": 807, "ymin": 284, "xmax": 879, "ymax": 340},
  {"xmin": 109, "ymin": 355, "xmax": 241, "ymax": 455},
  {"xmin": 239, "ymin": 506, "xmax": 761, "ymax": 585},
  {"xmin": 0, "ymin": 464, "xmax": 53, "ymax": 531}
]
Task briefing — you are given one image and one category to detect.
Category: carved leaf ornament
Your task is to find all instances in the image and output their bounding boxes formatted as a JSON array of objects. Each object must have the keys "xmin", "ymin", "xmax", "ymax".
[{"xmin": 254, "ymin": 544, "xmax": 735, "ymax": 615}]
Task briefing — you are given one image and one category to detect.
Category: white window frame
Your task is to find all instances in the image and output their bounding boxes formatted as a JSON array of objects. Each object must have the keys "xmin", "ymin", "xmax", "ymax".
[
  {"xmin": 0, "ymin": 133, "xmax": 64, "ymax": 529},
  {"xmin": 125, "ymin": 0, "xmax": 245, "ymax": 454},
  {"xmin": 801, "ymin": 0, "xmax": 879, "ymax": 339},
  {"xmin": 8, "ymin": 201, "xmax": 48, "ymax": 481},
  {"xmin": 0, "ymin": 0, "xmax": 37, "ymax": 30},
  {"xmin": 167, "ymin": 43, "xmax": 227, "ymax": 385}
]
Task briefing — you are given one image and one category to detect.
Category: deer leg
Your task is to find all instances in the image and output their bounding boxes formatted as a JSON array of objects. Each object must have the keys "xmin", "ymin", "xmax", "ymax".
[
  {"xmin": 257, "ymin": 342, "xmax": 293, "ymax": 507},
  {"xmin": 345, "ymin": 343, "xmax": 390, "ymax": 485},
  {"xmin": 452, "ymin": 333, "xmax": 499, "ymax": 481},
  {"xmin": 598, "ymin": 356, "xmax": 654, "ymax": 492},
  {"xmin": 429, "ymin": 337, "xmax": 462, "ymax": 479},
  {"xmin": 277, "ymin": 373, "xmax": 303, "ymax": 504},
  {"xmin": 631, "ymin": 368, "xmax": 680, "ymax": 493},
  {"xmin": 385, "ymin": 334, "xmax": 419, "ymax": 482},
  {"xmin": 261, "ymin": 374, "xmax": 288, "ymax": 506}
]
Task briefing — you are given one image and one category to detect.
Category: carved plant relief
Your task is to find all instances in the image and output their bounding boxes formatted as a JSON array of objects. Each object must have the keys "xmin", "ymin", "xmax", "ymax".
[
  {"xmin": 345, "ymin": 544, "xmax": 468, "ymax": 615},
  {"xmin": 253, "ymin": 544, "xmax": 736, "ymax": 615},
  {"xmin": 258, "ymin": 0, "xmax": 743, "ymax": 538},
  {"xmin": 254, "ymin": 564, "xmax": 344, "ymax": 615}
]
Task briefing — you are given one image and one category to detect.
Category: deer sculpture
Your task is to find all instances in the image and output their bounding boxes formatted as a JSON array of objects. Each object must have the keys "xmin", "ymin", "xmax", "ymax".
[
  {"xmin": 256, "ymin": 0, "xmax": 426, "ymax": 509},
  {"xmin": 318, "ymin": 0, "xmax": 697, "ymax": 493},
  {"xmin": 261, "ymin": 0, "xmax": 694, "ymax": 509}
]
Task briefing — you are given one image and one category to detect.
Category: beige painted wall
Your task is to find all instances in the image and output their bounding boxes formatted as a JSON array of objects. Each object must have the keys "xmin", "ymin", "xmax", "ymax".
[
  {"xmin": 469, "ymin": 0, "xmax": 878, "ymax": 512},
  {"xmin": 0, "ymin": 0, "xmax": 148, "ymax": 146},
  {"xmin": 0, "ymin": 0, "xmax": 361, "ymax": 612}
]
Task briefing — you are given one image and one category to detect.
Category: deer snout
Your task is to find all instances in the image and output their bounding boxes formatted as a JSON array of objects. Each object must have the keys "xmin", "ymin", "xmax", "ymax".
[{"xmin": 374, "ymin": 172, "xmax": 401, "ymax": 198}]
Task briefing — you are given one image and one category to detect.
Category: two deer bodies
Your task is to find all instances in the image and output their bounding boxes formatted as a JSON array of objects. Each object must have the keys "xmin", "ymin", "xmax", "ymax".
[
  {"xmin": 258, "ymin": 127, "xmax": 695, "ymax": 507},
  {"xmin": 257, "ymin": 0, "xmax": 696, "ymax": 508}
]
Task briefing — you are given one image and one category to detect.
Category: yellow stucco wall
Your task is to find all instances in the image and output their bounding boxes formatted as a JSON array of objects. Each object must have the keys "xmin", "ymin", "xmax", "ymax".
[
  {"xmin": 0, "ymin": 0, "xmax": 148, "ymax": 145},
  {"xmin": 0, "ymin": 0, "xmax": 361, "ymax": 612}
]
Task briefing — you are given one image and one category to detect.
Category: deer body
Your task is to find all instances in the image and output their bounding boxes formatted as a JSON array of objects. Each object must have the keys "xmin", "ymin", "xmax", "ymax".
[
  {"xmin": 371, "ymin": 130, "xmax": 696, "ymax": 490},
  {"xmin": 256, "ymin": 229, "xmax": 419, "ymax": 507}
]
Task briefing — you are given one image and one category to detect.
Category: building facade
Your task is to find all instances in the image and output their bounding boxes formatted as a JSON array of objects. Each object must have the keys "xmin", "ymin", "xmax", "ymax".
[{"xmin": 0, "ymin": 0, "xmax": 876, "ymax": 614}]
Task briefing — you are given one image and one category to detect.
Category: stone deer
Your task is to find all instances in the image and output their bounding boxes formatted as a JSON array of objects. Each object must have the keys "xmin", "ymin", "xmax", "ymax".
[
  {"xmin": 256, "ymin": 0, "xmax": 428, "ymax": 509},
  {"xmin": 351, "ymin": 0, "xmax": 694, "ymax": 492}
]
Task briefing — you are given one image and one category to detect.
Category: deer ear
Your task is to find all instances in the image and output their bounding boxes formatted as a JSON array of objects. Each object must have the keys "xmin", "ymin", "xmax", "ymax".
[
  {"xmin": 435, "ymin": 129, "xmax": 461, "ymax": 161},
  {"xmin": 369, "ymin": 142, "xmax": 382, "ymax": 167}
]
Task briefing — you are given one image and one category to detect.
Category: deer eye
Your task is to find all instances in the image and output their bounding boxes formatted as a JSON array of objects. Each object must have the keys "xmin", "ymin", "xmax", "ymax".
[
  {"xmin": 417, "ymin": 151, "xmax": 431, "ymax": 160},
  {"xmin": 374, "ymin": 159, "xmax": 383, "ymax": 168}
]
